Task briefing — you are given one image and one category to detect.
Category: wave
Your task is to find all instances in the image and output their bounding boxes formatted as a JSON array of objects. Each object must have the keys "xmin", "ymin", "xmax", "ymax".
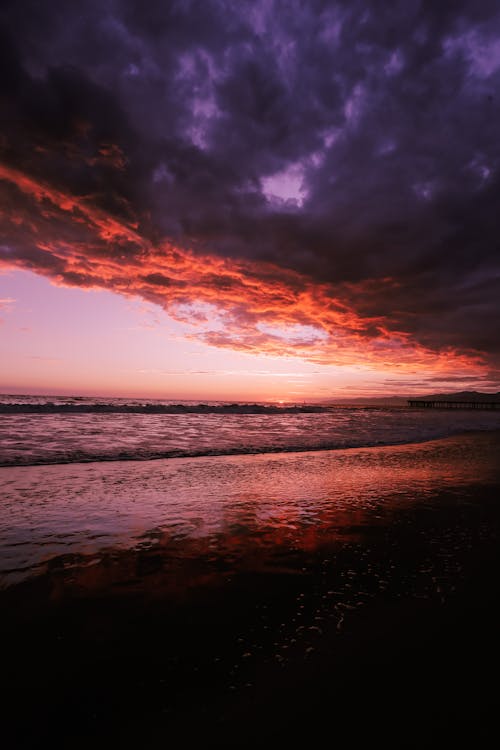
[
  {"xmin": 0, "ymin": 429, "xmax": 489, "ymax": 468},
  {"xmin": 0, "ymin": 402, "xmax": 331, "ymax": 415},
  {"xmin": 0, "ymin": 440, "xmax": 392, "ymax": 467}
]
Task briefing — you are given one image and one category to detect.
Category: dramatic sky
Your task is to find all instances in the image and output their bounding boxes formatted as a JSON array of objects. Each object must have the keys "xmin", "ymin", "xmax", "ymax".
[{"xmin": 1, "ymin": 0, "xmax": 500, "ymax": 400}]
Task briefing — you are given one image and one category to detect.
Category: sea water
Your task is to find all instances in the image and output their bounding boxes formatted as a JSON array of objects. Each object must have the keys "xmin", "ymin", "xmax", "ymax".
[{"xmin": 1, "ymin": 393, "xmax": 500, "ymax": 466}]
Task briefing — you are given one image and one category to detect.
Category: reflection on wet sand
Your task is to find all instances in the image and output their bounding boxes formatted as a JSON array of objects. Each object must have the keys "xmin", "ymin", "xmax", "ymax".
[
  {"xmin": 2, "ymin": 433, "xmax": 500, "ymax": 746},
  {"xmin": 1, "ymin": 432, "xmax": 499, "ymax": 590}
]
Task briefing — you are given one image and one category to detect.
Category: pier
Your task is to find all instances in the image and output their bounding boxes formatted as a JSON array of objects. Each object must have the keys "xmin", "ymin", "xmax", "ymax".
[{"xmin": 408, "ymin": 400, "xmax": 500, "ymax": 410}]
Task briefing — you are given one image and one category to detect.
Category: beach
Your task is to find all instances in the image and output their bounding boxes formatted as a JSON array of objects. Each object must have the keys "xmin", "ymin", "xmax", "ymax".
[{"xmin": 2, "ymin": 429, "xmax": 500, "ymax": 746}]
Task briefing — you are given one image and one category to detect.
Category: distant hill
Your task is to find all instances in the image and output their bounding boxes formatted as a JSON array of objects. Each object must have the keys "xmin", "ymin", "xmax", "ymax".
[
  {"xmin": 410, "ymin": 391, "xmax": 500, "ymax": 403},
  {"xmin": 326, "ymin": 391, "xmax": 500, "ymax": 406}
]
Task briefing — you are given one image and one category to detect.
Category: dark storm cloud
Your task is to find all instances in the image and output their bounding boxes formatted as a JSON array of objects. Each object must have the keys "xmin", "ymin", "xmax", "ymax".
[{"xmin": 1, "ymin": 0, "xmax": 500, "ymax": 370}]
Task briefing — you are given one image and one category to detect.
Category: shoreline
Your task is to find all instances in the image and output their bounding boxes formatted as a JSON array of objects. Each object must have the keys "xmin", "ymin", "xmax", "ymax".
[
  {"xmin": 2, "ymin": 430, "xmax": 500, "ymax": 745},
  {"xmin": 2, "ymin": 430, "xmax": 500, "ymax": 586}
]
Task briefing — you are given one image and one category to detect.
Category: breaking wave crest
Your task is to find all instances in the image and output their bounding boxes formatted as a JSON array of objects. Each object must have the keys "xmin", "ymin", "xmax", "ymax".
[{"xmin": 0, "ymin": 402, "xmax": 328, "ymax": 415}]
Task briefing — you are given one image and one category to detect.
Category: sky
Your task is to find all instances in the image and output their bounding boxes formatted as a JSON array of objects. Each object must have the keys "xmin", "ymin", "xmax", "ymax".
[{"xmin": 1, "ymin": 0, "xmax": 500, "ymax": 401}]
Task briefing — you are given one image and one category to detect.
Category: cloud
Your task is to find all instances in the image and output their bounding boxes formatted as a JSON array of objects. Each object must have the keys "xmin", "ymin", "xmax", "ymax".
[
  {"xmin": 0, "ymin": 297, "xmax": 15, "ymax": 311},
  {"xmin": 1, "ymin": 0, "xmax": 500, "ymax": 383},
  {"xmin": 0, "ymin": 296, "xmax": 15, "ymax": 325}
]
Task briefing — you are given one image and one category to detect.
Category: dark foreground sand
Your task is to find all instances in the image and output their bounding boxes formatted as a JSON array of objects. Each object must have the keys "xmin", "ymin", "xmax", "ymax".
[{"xmin": 2, "ymin": 432, "xmax": 500, "ymax": 747}]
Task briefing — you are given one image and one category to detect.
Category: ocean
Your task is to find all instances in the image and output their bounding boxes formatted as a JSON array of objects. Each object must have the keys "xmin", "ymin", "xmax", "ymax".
[{"xmin": 2, "ymin": 393, "xmax": 500, "ymax": 466}]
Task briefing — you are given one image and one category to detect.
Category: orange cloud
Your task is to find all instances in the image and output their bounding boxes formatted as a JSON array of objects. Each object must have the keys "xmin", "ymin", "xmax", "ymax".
[{"xmin": 0, "ymin": 162, "xmax": 486, "ymax": 377}]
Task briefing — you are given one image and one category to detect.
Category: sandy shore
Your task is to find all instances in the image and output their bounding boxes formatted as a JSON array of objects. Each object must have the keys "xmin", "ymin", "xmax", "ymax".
[{"xmin": 2, "ymin": 431, "xmax": 500, "ymax": 746}]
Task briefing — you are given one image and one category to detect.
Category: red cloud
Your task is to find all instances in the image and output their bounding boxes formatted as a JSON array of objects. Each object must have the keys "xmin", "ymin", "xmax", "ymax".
[{"xmin": 0, "ymin": 162, "xmax": 486, "ymax": 377}]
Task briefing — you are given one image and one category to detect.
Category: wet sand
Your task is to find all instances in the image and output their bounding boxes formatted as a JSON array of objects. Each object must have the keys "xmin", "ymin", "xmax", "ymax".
[{"xmin": 2, "ymin": 432, "xmax": 500, "ymax": 747}]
